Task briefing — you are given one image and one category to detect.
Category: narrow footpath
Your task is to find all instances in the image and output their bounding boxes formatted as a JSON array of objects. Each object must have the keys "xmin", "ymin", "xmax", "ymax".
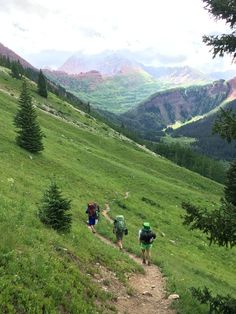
[{"xmin": 94, "ymin": 205, "xmax": 177, "ymax": 314}]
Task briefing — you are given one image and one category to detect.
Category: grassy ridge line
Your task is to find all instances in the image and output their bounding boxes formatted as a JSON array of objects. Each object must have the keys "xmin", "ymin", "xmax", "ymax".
[{"xmin": 0, "ymin": 68, "xmax": 235, "ymax": 313}]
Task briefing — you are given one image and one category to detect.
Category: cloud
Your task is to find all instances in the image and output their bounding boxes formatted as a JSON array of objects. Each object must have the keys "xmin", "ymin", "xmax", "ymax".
[
  {"xmin": 13, "ymin": 23, "xmax": 28, "ymax": 32},
  {"xmin": 79, "ymin": 27, "xmax": 103, "ymax": 39},
  {"xmin": 0, "ymin": 0, "xmax": 48, "ymax": 16},
  {"xmin": 0, "ymin": 0, "xmax": 235, "ymax": 72}
]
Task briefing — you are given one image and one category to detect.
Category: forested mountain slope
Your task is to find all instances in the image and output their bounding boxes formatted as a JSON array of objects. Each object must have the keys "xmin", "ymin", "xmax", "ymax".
[
  {"xmin": 120, "ymin": 80, "xmax": 230, "ymax": 140},
  {"xmin": 173, "ymin": 99, "xmax": 236, "ymax": 160},
  {"xmin": 0, "ymin": 66, "xmax": 235, "ymax": 313}
]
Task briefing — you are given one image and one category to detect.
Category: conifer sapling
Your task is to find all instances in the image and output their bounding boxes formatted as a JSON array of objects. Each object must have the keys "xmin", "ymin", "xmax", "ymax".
[{"xmin": 38, "ymin": 181, "xmax": 72, "ymax": 232}]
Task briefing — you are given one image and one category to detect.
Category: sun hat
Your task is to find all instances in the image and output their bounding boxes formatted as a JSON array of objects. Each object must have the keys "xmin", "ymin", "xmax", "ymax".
[{"xmin": 143, "ymin": 222, "xmax": 150, "ymax": 229}]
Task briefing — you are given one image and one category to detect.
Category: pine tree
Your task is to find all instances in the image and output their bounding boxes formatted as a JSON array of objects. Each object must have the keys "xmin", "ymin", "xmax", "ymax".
[
  {"xmin": 202, "ymin": 0, "xmax": 236, "ymax": 60},
  {"xmin": 225, "ymin": 159, "xmax": 236, "ymax": 206},
  {"xmin": 37, "ymin": 69, "xmax": 48, "ymax": 98},
  {"xmin": 11, "ymin": 61, "xmax": 20, "ymax": 79},
  {"xmin": 87, "ymin": 101, "xmax": 91, "ymax": 113},
  {"xmin": 38, "ymin": 181, "xmax": 72, "ymax": 232},
  {"xmin": 14, "ymin": 80, "xmax": 44, "ymax": 153}
]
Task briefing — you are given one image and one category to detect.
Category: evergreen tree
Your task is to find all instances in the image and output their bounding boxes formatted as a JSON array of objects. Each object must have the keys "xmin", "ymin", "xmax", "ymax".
[
  {"xmin": 11, "ymin": 61, "xmax": 20, "ymax": 79},
  {"xmin": 17, "ymin": 60, "xmax": 24, "ymax": 78},
  {"xmin": 225, "ymin": 159, "xmax": 236, "ymax": 206},
  {"xmin": 202, "ymin": 0, "xmax": 236, "ymax": 60},
  {"xmin": 87, "ymin": 101, "xmax": 91, "ymax": 113},
  {"xmin": 38, "ymin": 181, "xmax": 72, "ymax": 232},
  {"xmin": 14, "ymin": 80, "xmax": 44, "ymax": 153},
  {"xmin": 37, "ymin": 69, "xmax": 48, "ymax": 98},
  {"xmin": 213, "ymin": 108, "xmax": 236, "ymax": 143}
]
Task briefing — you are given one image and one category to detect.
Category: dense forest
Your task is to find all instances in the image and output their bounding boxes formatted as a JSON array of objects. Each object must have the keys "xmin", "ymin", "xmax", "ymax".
[
  {"xmin": 173, "ymin": 100, "xmax": 236, "ymax": 160},
  {"xmin": 145, "ymin": 141, "xmax": 227, "ymax": 184}
]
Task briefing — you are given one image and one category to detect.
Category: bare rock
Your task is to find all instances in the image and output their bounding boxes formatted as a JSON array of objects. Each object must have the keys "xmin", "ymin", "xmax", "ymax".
[
  {"xmin": 142, "ymin": 291, "xmax": 153, "ymax": 297},
  {"xmin": 168, "ymin": 294, "xmax": 180, "ymax": 300}
]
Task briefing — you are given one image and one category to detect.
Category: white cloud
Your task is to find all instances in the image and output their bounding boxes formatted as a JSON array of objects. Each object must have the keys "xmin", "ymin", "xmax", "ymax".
[{"xmin": 0, "ymin": 0, "xmax": 235, "ymax": 70}]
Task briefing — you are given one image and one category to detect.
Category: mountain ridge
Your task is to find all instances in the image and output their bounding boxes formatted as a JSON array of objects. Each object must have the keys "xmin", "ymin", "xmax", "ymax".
[
  {"xmin": 119, "ymin": 80, "xmax": 230, "ymax": 139},
  {"xmin": 0, "ymin": 42, "xmax": 35, "ymax": 69}
]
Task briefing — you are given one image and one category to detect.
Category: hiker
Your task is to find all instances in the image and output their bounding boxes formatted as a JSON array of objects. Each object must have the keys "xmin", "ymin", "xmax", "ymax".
[
  {"xmin": 139, "ymin": 222, "xmax": 156, "ymax": 265},
  {"xmin": 86, "ymin": 202, "xmax": 100, "ymax": 233},
  {"xmin": 113, "ymin": 215, "xmax": 128, "ymax": 251}
]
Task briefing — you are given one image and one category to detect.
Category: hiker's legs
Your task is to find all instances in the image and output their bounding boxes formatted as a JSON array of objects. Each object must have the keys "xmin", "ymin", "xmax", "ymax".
[
  {"xmin": 141, "ymin": 249, "xmax": 146, "ymax": 263},
  {"xmin": 116, "ymin": 233, "xmax": 123, "ymax": 250},
  {"xmin": 90, "ymin": 225, "xmax": 96, "ymax": 233},
  {"xmin": 88, "ymin": 217, "xmax": 96, "ymax": 233},
  {"xmin": 117, "ymin": 240, "xmax": 123, "ymax": 250},
  {"xmin": 146, "ymin": 248, "xmax": 151, "ymax": 265}
]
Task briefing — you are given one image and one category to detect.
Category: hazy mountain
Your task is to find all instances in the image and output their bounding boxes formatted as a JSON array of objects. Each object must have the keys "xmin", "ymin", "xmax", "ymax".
[
  {"xmin": 0, "ymin": 42, "xmax": 34, "ymax": 69},
  {"xmin": 58, "ymin": 51, "xmax": 211, "ymax": 84},
  {"xmin": 142, "ymin": 65, "xmax": 210, "ymax": 84},
  {"xmin": 58, "ymin": 51, "xmax": 142, "ymax": 76}
]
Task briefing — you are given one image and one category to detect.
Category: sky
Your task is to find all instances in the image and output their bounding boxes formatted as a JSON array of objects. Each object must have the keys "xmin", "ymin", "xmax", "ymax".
[{"xmin": 0, "ymin": 0, "xmax": 235, "ymax": 72}]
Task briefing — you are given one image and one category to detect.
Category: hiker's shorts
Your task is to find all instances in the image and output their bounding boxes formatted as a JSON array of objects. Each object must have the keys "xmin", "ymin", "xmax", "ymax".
[
  {"xmin": 140, "ymin": 242, "xmax": 152, "ymax": 250},
  {"xmin": 116, "ymin": 232, "xmax": 123, "ymax": 241},
  {"xmin": 88, "ymin": 217, "xmax": 96, "ymax": 226}
]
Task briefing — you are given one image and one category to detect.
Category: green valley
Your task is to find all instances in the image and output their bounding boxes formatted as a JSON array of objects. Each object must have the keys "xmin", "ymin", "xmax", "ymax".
[
  {"xmin": 45, "ymin": 69, "xmax": 170, "ymax": 113},
  {"xmin": 0, "ymin": 66, "xmax": 235, "ymax": 313}
]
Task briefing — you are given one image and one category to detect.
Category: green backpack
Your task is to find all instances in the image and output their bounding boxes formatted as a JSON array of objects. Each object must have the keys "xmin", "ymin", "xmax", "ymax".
[{"xmin": 114, "ymin": 215, "xmax": 126, "ymax": 233}]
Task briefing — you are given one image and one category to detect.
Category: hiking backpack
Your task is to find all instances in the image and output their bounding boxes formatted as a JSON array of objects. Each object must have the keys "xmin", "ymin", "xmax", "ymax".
[
  {"xmin": 114, "ymin": 215, "xmax": 127, "ymax": 233},
  {"xmin": 87, "ymin": 203, "xmax": 97, "ymax": 218},
  {"xmin": 140, "ymin": 229, "xmax": 156, "ymax": 244}
]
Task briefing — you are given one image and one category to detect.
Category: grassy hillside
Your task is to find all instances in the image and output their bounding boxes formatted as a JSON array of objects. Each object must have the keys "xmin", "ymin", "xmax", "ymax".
[{"xmin": 0, "ymin": 66, "xmax": 235, "ymax": 313}]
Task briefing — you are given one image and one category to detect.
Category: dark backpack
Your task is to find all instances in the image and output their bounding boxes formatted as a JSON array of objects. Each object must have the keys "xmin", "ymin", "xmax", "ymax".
[
  {"xmin": 140, "ymin": 229, "xmax": 156, "ymax": 244},
  {"xmin": 87, "ymin": 203, "xmax": 97, "ymax": 218}
]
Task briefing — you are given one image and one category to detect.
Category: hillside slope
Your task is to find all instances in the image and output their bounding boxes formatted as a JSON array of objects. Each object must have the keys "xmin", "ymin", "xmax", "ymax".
[
  {"xmin": 120, "ymin": 80, "xmax": 230, "ymax": 140},
  {"xmin": 0, "ymin": 66, "xmax": 235, "ymax": 313},
  {"xmin": 173, "ymin": 99, "xmax": 236, "ymax": 160}
]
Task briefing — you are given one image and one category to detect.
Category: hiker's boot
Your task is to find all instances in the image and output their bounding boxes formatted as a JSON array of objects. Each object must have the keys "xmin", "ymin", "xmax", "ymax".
[
  {"xmin": 147, "ymin": 261, "xmax": 151, "ymax": 266},
  {"xmin": 142, "ymin": 259, "xmax": 146, "ymax": 264}
]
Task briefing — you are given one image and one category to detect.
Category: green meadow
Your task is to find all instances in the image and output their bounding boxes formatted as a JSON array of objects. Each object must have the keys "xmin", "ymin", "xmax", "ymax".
[{"xmin": 0, "ymin": 66, "xmax": 235, "ymax": 313}]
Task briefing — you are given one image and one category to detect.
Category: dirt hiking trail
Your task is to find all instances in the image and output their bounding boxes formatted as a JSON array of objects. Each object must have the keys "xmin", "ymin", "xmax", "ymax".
[{"xmin": 94, "ymin": 205, "xmax": 177, "ymax": 314}]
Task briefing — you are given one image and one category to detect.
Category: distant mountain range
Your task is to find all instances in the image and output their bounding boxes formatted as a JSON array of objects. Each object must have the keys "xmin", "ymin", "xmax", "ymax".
[
  {"xmin": 59, "ymin": 51, "xmax": 142, "ymax": 76},
  {"xmin": 45, "ymin": 51, "xmax": 218, "ymax": 113},
  {"xmin": 58, "ymin": 51, "xmax": 212, "ymax": 82}
]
